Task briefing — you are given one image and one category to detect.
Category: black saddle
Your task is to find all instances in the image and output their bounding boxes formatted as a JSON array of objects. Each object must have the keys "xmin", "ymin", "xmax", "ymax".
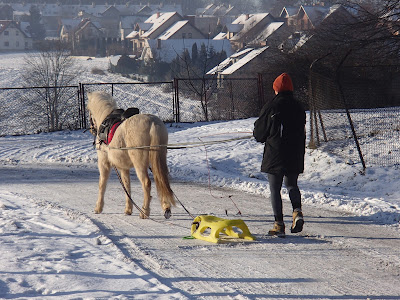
[{"xmin": 97, "ymin": 107, "xmax": 139, "ymax": 143}]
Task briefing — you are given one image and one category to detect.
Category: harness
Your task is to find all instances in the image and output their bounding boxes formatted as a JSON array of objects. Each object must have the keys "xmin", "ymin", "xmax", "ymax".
[{"xmin": 94, "ymin": 107, "xmax": 140, "ymax": 145}]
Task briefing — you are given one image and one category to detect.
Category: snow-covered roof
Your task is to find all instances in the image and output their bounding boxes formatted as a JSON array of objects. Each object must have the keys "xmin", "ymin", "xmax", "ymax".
[
  {"xmin": 300, "ymin": 5, "xmax": 330, "ymax": 27},
  {"xmin": 138, "ymin": 22, "xmax": 153, "ymax": 31},
  {"xmin": 206, "ymin": 47, "xmax": 258, "ymax": 75},
  {"xmin": 141, "ymin": 12, "xmax": 179, "ymax": 38},
  {"xmin": 213, "ymin": 32, "xmax": 227, "ymax": 40},
  {"xmin": 250, "ymin": 22, "xmax": 284, "ymax": 43},
  {"xmin": 157, "ymin": 20, "xmax": 188, "ymax": 40},
  {"xmin": 226, "ymin": 23, "xmax": 243, "ymax": 33},
  {"xmin": 206, "ymin": 56, "xmax": 232, "ymax": 74},
  {"xmin": 280, "ymin": 6, "xmax": 298, "ymax": 18},
  {"xmin": 231, "ymin": 47, "xmax": 254, "ymax": 58},
  {"xmin": 230, "ymin": 13, "xmax": 271, "ymax": 41},
  {"xmin": 60, "ymin": 19, "xmax": 81, "ymax": 32},
  {"xmin": 221, "ymin": 46, "xmax": 268, "ymax": 75},
  {"xmin": 126, "ymin": 30, "xmax": 139, "ymax": 39},
  {"xmin": 5, "ymin": 3, "xmax": 183, "ymax": 18}
]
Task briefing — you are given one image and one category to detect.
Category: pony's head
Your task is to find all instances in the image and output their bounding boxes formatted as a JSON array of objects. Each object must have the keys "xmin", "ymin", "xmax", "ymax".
[{"xmin": 87, "ymin": 91, "xmax": 118, "ymax": 131}]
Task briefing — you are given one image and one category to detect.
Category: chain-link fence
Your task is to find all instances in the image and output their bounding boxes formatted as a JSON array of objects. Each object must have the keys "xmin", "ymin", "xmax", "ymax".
[
  {"xmin": 309, "ymin": 65, "xmax": 400, "ymax": 167},
  {"xmin": 0, "ymin": 86, "xmax": 80, "ymax": 136},
  {"xmin": 174, "ymin": 77, "xmax": 264, "ymax": 122},
  {"xmin": 80, "ymin": 81, "xmax": 175, "ymax": 127}
]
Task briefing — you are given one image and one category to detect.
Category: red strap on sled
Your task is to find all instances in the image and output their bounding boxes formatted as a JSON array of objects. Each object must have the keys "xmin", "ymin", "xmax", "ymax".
[{"xmin": 106, "ymin": 122, "xmax": 121, "ymax": 145}]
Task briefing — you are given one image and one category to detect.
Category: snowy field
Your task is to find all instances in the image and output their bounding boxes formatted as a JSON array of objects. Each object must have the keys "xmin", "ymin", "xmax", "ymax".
[{"xmin": 0, "ymin": 52, "xmax": 400, "ymax": 299}]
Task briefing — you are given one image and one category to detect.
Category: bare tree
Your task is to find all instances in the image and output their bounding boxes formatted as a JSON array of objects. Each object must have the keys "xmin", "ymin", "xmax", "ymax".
[
  {"xmin": 171, "ymin": 42, "xmax": 227, "ymax": 121},
  {"xmin": 22, "ymin": 42, "xmax": 81, "ymax": 132}
]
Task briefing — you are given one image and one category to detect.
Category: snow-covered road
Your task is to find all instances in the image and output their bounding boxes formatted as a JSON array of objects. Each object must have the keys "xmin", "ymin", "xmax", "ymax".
[{"xmin": 2, "ymin": 163, "xmax": 399, "ymax": 299}]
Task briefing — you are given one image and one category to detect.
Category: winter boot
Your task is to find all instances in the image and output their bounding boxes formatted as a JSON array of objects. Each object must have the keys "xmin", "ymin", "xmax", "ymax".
[
  {"xmin": 268, "ymin": 221, "xmax": 285, "ymax": 237},
  {"xmin": 291, "ymin": 208, "xmax": 304, "ymax": 233}
]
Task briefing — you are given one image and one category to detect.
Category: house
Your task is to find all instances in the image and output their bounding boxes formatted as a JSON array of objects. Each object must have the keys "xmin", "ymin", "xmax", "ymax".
[
  {"xmin": 60, "ymin": 19, "xmax": 103, "ymax": 55},
  {"xmin": 0, "ymin": 2, "xmax": 183, "ymax": 41},
  {"xmin": 247, "ymin": 21, "xmax": 292, "ymax": 48},
  {"xmin": 0, "ymin": 20, "xmax": 32, "ymax": 51},
  {"xmin": 279, "ymin": 6, "xmax": 299, "ymax": 29},
  {"xmin": 279, "ymin": 4, "xmax": 356, "ymax": 53},
  {"xmin": 156, "ymin": 20, "xmax": 205, "ymax": 40},
  {"xmin": 296, "ymin": 5, "xmax": 331, "ymax": 31},
  {"xmin": 59, "ymin": 19, "xmax": 81, "ymax": 42},
  {"xmin": 141, "ymin": 18, "xmax": 231, "ymax": 63},
  {"xmin": 127, "ymin": 11, "xmax": 232, "ymax": 63},
  {"xmin": 129, "ymin": 12, "xmax": 182, "ymax": 56},
  {"xmin": 119, "ymin": 15, "xmax": 146, "ymax": 44},
  {"xmin": 228, "ymin": 13, "xmax": 276, "ymax": 51}
]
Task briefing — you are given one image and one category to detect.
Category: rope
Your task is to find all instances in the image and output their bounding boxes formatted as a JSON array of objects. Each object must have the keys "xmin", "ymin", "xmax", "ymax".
[
  {"xmin": 106, "ymin": 134, "xmax": 254, "ymax": 150},
  {"xmin": 198, "ymin": 137, "xmax": 243, "ymax": 216},
  {"xmin": 113, "ymin": 166, "xmax": 190, "ymax": 229}
]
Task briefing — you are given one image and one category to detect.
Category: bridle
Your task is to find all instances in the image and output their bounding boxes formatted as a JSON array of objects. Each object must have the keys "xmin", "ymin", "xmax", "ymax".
[{"xmin": 89, "ymin": 113, "xmax": 97, "ymax": 136}]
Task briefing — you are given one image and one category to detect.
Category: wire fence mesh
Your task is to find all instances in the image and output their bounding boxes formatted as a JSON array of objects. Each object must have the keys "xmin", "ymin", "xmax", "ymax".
[
  {"xmin": 80, "ymin": 82, "xmax": 175, "ymax": 127},
  {"xmin": 0, "ymin": 86, "xmax": 80, "ymax": 136},
  {"xmin": 309, "ymin": 65, "xmax": 400, "ymax": 167},
  {"xmin": 175, "ymin": 78, "xmax": 264, "ymax": 122}
]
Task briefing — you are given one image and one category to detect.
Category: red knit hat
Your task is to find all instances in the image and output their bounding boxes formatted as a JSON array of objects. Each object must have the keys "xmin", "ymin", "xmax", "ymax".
[{"xmin": 273, "ymin": 73, "xmax": 293, "ymax": 92}]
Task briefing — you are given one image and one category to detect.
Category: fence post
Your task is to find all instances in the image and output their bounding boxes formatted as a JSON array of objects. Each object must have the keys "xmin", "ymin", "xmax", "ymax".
[
  {"xmin": 257, "ymin": 73, "xmax": 264, "ymax": 110},
  {"xmin": 336, "ymin": 50, "xmax": 366, "ymax": 170},
  {"xmin": 79, "ymin": 83, "xmax": 87, "ymax": 129},
  {"xmin": 173, "ymin": 78, "xmax": 180, "ymax": 123}
]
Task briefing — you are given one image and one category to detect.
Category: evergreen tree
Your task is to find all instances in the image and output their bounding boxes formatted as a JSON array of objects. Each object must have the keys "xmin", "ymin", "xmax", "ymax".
[
  {"xmin": 29, "ymin": 5, "xmax": 45, "ymax": 40},
  {"xmin": 191, "ymin": 43, "xmax": 198, "ymax": 64}
]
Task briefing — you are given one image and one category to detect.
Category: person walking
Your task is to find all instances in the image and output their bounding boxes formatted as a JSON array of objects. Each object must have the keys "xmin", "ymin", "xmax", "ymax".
[{"xmin": 253, "ymin": 73, "xmax": 306, "ymax": 237}]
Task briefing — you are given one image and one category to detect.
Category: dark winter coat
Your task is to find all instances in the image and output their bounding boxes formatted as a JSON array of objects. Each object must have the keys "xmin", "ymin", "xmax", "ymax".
[{"xmin": 253, "ymin": 91, "xmax": 306, "ymax": 174}]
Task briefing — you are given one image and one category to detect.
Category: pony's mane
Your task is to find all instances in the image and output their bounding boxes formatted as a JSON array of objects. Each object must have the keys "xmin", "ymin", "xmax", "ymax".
[{"xmin": 87, "ymin": 91, "xmax": 118, "ymax": 125}]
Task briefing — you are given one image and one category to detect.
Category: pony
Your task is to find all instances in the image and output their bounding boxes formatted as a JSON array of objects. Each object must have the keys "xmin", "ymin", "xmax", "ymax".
[{"xmin": 87, "ymin": 91, "xmax": 175, "ymax": 219}]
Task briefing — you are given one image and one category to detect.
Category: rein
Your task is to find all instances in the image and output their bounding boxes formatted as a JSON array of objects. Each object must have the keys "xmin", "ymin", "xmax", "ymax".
[{"xmin": 106, "ymin": 134, "xmax": 254, "ymax": 150}]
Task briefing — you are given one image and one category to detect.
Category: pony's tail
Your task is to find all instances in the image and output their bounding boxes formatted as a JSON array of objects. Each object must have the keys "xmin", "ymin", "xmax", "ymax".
[{"xmin": 150, "ymin": 145, "xmax": 176, "ymax": 209}]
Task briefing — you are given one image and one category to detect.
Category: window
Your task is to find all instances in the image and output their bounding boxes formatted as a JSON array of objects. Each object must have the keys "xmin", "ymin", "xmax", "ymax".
[
  {"xmin": 4, "ymin": 41, "xmax": 9, "ymax": 47},
  {"xmin": 4, "ymin": 31, "xmax": 9, "ymax": 36},
  {"xmin": 188, "ymin": 33, "xmax": 192, "ymax": 38},
  {"xmin": 182, "ymin": 33, "xmax": 186, "ymax": 39}
]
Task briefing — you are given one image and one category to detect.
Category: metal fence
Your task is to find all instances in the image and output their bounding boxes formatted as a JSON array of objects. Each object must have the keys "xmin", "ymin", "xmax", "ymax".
[
  {"xmin": 309, "ymin": 65, "xmax": 400, "ymax": 167},
  {"xmin": 174, "ymin": 77, "xmax": 265, "ymax": 122},
  {"xmin": 79, "ymin": 82, "xmax": 175, "ymax": 128},
  {"xmin": 0, "ymin": 78, "xmax": 267, "ymax": 136},
  {"xmin": 0, "ymin": 85, "xmax": 80, "ymax": 136}
]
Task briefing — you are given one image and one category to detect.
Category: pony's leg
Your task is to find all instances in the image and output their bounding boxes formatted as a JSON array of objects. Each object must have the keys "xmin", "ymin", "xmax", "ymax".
[
  {"xmin": 120, "ymin": 169, "xmax": 133, "ymax": 215},
  {"xmin": 95, "ymin": 162, "xmax": 111, "ymax": 214},
  {"xmin": 135, "ymin": 167, "xmax": 152, "ymax": 219}
]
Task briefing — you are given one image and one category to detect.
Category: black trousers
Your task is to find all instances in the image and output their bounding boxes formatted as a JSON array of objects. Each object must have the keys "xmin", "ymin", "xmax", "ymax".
[{"xmin": 267, "ymin": 173, "xmax": 301, "ymax": 222}]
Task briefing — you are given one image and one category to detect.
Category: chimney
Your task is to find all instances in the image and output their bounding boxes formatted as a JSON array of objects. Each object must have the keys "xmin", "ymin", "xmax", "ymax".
[
  {"xmin": 156, "ymin": 12, "xmax": 160, "ymax": 18},
  {"xmin": 245, "ymin": 14, "xmax": 250, "ymax": 20}
]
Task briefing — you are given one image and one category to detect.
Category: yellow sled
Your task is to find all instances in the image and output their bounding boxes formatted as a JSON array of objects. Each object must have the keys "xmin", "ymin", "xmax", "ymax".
[{"xmin": 190, "ymin": 215, "xmax": 256, "ymax": 244}]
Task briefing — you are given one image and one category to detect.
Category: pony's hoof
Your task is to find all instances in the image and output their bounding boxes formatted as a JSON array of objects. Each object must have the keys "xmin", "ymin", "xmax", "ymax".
[
  {"xmin": 140, "ymin": 208, "xmax": 150, "ymax": 219},
  {"xmin": 140, "ymin": 212, "xmax": 148, "ymax": 219},
  {"xmin": 94, "ymin": 208, "xmax": 102, "ymax": 214},
  {"xmin": 125, "ymin": 210, "xmax": 132, "ymax": 215},
  {"xmin": 164, "ymin": 208, "xmax": 171, "ymax": 219}
]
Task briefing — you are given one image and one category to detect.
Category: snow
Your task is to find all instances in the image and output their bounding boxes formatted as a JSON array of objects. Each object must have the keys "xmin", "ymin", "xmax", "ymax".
[{"xmin": 0, "ymin": 52, "xmax": 400, "ymax": 299}]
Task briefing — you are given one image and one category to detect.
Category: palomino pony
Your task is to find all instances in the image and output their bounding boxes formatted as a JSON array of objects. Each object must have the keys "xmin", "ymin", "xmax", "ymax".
[{"xmin": 87, "ymin": 91, "xmax": 175, "ymax": 219}]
